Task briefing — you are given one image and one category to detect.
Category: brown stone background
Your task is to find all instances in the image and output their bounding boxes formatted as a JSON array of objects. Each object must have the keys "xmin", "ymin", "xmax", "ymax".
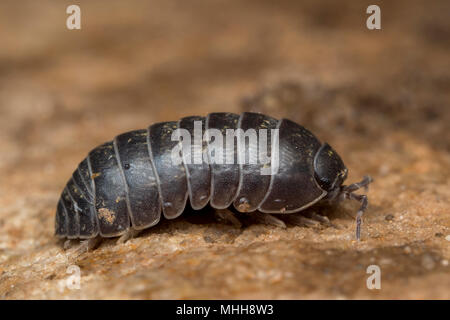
[{"xmin": 0, "ymin": 0, "xmax": 449, "ymax": 299}]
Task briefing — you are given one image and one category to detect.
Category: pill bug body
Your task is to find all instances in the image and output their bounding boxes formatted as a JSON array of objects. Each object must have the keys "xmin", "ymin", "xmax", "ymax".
[{"xmin": 56, "ymin": 112, "xmax": 371, "ymax": 241}]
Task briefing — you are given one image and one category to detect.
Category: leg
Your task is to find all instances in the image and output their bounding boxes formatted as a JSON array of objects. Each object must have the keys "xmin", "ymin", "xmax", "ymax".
[
  {"xmin": 283, "ymin": 214, "xmax": 321, "ymax": 227},
  {"xmin": 251, "ymin": 212, "xmax": 286, "ymax": 229},
  {"xmin": 347, "ymin": 193, "xmax": 368, "ymax": 241},
  {"xmin": 66, "ymin": 236, "xmax": 102, "ymax": 256},
  {"xmin": 340, "ymin": 175, "xmax": 372, "ymax": 241},
  {"xmin": 117, "ymin": 227, "xmax": 142, "ymax": 244},
  {"xmin": 215, "ymin": 209, "xmax": 243, "ymax": 228},
  {"xmin": 64, "ymin": 239, "xmax": 74, "ymax": 250},
  {"xmin": 308, "ymin": 212, "xmax": 339, "ymax": 229}
]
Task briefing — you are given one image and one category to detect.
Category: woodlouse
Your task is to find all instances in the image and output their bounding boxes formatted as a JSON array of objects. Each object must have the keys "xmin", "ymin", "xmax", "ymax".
[{"xmin": 56, "ymin": 112, "xmax": 372, "ymax": 243}]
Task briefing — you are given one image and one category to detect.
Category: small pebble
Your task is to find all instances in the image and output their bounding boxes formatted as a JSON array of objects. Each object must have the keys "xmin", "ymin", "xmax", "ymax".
[
  {"xmin": 445, "ymin": 235, "xmax": 450, "ymax": 242},
  {"xmin": 385, "ymin": 214, "xmax": 394, "ymax": 221},
  {"xmin": 441, "ymin": 260, "xmax": 449, "ymax": 267}
]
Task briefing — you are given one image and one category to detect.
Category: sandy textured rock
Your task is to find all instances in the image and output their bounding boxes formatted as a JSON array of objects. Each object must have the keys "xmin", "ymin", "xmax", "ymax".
[{"xmin": 0, "ymin": 0, "xmax": 449, "ymax": 299}]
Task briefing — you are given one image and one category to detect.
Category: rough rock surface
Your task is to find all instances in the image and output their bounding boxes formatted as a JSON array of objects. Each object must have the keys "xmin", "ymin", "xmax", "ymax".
[{"xmin": 0, "ymin": 0, "xmax": 449, "ymax": 299}]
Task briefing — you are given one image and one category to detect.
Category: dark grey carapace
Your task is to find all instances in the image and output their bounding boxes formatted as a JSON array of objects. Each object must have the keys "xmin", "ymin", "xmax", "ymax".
[{"xmin": 55, "ymin": 112, "xmax": 372, "ymax": 242}]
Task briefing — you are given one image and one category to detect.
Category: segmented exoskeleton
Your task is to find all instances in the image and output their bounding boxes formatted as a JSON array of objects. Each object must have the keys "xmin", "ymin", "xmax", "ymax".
[{"xmin": 56, "ymin": 112, "xmax": 372, "ymax": 241}]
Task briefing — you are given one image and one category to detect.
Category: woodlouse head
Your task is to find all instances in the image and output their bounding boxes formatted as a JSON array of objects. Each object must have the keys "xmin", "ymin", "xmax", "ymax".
[{"xmin": 313, "ymin": 143, "xmax": 348, "ymax": 193}]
